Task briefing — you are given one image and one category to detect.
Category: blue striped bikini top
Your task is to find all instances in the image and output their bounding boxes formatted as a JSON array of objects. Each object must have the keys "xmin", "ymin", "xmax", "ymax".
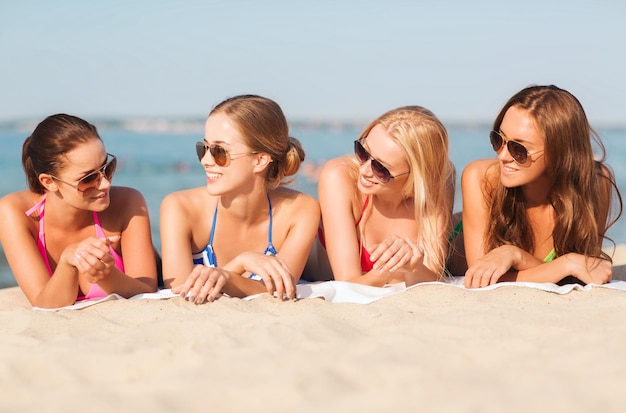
[{"xmin": 191, "ymin": 194, "xmax": 277, "ymax": 280}]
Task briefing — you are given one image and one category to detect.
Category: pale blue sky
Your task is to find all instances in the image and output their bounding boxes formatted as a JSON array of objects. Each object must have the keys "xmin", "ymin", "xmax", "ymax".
[{"xmin": 1, "ymin": 0, "xmax": 625, "ymax": 125}]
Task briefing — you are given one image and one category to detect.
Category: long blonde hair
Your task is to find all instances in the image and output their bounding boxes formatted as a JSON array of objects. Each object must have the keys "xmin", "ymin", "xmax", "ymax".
[{"xmin": 356, "ymin": 106, "xmax": 454, "ymax": 277}]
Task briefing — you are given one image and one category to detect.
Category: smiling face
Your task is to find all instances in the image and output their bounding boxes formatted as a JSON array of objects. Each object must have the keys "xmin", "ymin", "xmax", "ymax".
[
  {"xmin": 201, "ymin": 112, "xmax": 260, "ymax": 195},
  {"xmin": 356, "ymin": 124, "xmax": 410, "ymax": 194},
  {"xmin": 49, "ymin": 138, "xmax": 112, "ymax": 210},
  {"xmin": 496, "ymin": 106, "xmax": 548, "ymax": 189}
]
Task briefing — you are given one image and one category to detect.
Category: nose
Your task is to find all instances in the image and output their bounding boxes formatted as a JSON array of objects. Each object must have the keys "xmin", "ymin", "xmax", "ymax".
[
  {"xmin": 359, "ymin": 157, "xmax": 373, "ymax": 176},
  {"xmin": 98, "ymin": 172, "xmax": 112, "ymax": 190},
  {"xmin": 496, "ymin": 142, "xmax": 513, "ymax": 163},
  {"xmin": 201, "ymin": 149, "xmax": 216, "ymax": 166}
]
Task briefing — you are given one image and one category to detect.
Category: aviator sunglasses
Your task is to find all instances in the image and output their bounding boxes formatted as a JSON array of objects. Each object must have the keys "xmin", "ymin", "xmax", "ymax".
[
  {"xmin": 354, "ymin": 140, "xmax": 409, "ymax": 183},
  {"xmin": 51, "ymin": 153, "xmax": 117, "ymax": 192},
  {"xmin": 489, "ymin": 130, "xmax": 544, "ymax": 165},
  {"xmin": 195, "ymin": 141, "xmax": 258, "ymax": 166}
]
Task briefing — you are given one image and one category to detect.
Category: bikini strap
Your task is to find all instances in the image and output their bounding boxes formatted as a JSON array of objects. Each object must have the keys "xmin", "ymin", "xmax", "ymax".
[
  {"xmin": 92, "ymin": 211, "xmax": 106, "ymax": 238},
  {"xmin": 25, "ymin": 193, "xmax": 47, "ymax": 217},
  {"xmin": 264, "ymin": 194, "xmax": 277, "ymax": 256},
  {"xmin": 204, "ymin": 203, "xmax": 219, "ymax": 267},
  {"xmin": 355, "ymin": 195, "xmax": 370, "ymax": 227}
]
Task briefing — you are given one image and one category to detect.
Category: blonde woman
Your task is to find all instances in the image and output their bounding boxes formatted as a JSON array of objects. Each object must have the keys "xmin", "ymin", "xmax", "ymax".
[
  {"xmin": 160, "ymin": 95, "xmax": 319, "ymax": 303},
  {"xmin": 462, "ymin": 85, "xmax": 622, "ymax": 287},
  {"xmin": 312, "ymin": 106, "xmax": 455, "ymax": 286}
]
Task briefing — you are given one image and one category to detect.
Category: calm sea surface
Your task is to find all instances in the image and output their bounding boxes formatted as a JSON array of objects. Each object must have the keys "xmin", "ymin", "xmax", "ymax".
[{"xmin": 1, "ymin": 123, "xmax": 625, "ymax": 288}]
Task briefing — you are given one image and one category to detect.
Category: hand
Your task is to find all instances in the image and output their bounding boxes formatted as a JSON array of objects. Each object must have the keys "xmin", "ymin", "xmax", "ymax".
[
  {"xmin": 369, "ymin": 235, "xmax": 423, "ymax": 274},
  {"xmin": 464, "ymin": 245, "xmax": 519, "ymax": 288},
  {"xmin": 172, "ymin": 265, "xmax": 229, "ymax": 304},
  {"xmin": 564, "ymin": 253, "xmax": 612, "ymax": 285},
  {"xmin": 236, "ymin": 252, "xmax": 296, "ymax": 300},
  {"xmin": 69, "ymin": 236, "xmax": 119, "ymax": 283}
]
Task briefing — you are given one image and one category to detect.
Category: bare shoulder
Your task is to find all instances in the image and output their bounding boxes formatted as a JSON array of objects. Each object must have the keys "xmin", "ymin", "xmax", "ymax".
[
  {"xmin": 461, "ymin": 159, "xmax": 500, "ymax": 190},
  {"xmin": 110, "ymin": 186, "xmax": 147, "ymax": 203},
  {"xmin": 319, "ymin": 156, "xmax": 357, "ymax": 186},
  {"xmin": 318, "ymin": 155, "xmax": 358, "ymax": 203},
  {"xmin": 0, "ymin": 190, "xmax": 39, "ymax": 221},
  {"xmin": 160, "ymin": 186, "xmax": 213, "ymax": 216},
  {"xmin": 271, "ymin": 187, "xmax": 319, "ymax": 214},
  {"xmin": 0, "ymin": 190, "xmax": 34, "ymax": 210}
]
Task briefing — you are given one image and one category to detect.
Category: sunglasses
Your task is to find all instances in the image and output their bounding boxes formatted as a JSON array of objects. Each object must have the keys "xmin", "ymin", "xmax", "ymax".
[
  {"xmin": 354, "ymin": 140, "xmax": 409, "ymax": 183},
  {"xmin": 195, "ymin": 141, "xmax": 258, "ymax": 166},
  {"xmin": 51, "ymin": 153, "xmax": 117, "ymax": 192},
  {"xmin": 490, "ymin": 130, "xmax": 544, "ymax": 165}
]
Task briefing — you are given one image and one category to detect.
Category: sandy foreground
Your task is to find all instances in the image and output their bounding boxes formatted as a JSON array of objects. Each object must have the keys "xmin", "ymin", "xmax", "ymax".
[{"xmin": 1, "ymin": 245, "xmax": 626, "ymax": 413}]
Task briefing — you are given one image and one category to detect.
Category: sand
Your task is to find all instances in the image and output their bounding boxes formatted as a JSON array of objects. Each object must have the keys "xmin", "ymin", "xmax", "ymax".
[{"xmin": 1, "ymin": 246, "xmax": 626, "ymax": 413}]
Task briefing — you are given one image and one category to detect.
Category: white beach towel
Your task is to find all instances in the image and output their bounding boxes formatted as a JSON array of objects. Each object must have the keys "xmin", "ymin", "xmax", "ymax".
[{"xmin": 32, "ymin": 278, "xmax": 626, "ymax": 311}]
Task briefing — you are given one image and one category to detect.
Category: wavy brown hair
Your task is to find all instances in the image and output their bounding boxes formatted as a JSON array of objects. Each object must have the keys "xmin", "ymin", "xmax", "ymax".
[
  {"xmin": 211, "ymin": 94, "xmax": 304, "ymax": 189},
  {"xmin": 485, "ymin": 85, "xmax": 622, "ymax": 260}
]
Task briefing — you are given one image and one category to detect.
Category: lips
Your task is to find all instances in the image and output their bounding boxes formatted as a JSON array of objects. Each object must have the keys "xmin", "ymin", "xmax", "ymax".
[
  {"xmin": 359, "ymin": 174, "xmax": 377, "ymax": 188},
  {"xmin": 206, "ymin": 172, "xmax": 222, "ymax": 183}
]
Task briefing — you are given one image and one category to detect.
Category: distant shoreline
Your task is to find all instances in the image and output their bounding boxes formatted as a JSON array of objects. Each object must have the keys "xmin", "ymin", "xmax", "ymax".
[{"xmin": 2, "ymin": 117, "xmax": 626, "ymax": 135}]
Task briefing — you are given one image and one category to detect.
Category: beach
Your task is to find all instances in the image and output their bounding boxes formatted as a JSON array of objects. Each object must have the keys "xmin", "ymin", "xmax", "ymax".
[{"xmin": 0, "ymin": 246, "xmax": 625, "ymax": 413}]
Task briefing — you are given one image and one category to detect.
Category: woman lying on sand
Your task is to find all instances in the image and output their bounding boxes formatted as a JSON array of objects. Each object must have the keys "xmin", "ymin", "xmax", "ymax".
[
  {"xmin": 0, "ymin": 114, "xmax": 157, "ymax": 308},
  {"xmin": 462, "ymin": 85, "xmax": 622, "ymax": 287},
  {"xmin": 308, "ymin": 106, "xmax": 457, "ymax": 286},
  {"xmin": 160, "ymin": 95, "xmax": 319, "ymax": 303}
]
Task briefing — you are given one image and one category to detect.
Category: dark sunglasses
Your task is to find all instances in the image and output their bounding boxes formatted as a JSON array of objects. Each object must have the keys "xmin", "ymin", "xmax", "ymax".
[
  {"xmin": 51, "ymin": 153, "xmax": 117, "ymax": 192},
  {"xmin": 489, "ymin": 130, "xmax": 544, "ymax": 165},
  {"xmin": 195, "ymin": 141, "xmax": 258, "ymax": 166},
  {"xmin": 353, "ymin": 140, "xmax": 409, "ymax": 183}
]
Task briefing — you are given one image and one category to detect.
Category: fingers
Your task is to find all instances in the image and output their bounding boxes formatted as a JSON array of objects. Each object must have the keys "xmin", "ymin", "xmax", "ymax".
[
  {"xmin": 464, "ymin": 267, "xmax": 497, "ymax": 288},
  {"xmin": 464, "ymin": 261, "xmax": 505, "ymax": 288},
  {"xmin": 370, "ymin": 236, "xmax": 422, "ymax": 273},
  {"xmin": 72, "ymin": 243, "xmax": 115, "ymax": 283},
  {"xmin": 176, "ymin": 265, "xmax": 225, "ymax": 304},
  {"xmin": 252, "ymin": 258, "xmax": 296, "ymax": 300}
]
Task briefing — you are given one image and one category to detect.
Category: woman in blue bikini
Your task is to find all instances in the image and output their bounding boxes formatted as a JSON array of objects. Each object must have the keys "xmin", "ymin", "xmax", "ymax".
[
  {"xmin": 0, "ymin": 114, "xmax": 157, "ymax": 308},
  {"xmin": 309, "ymin": 106, "xmax": 457, "ymax": 286},
  {"xmin": 462, "ymin": 85, "xmax": 622, "ymax": 287},
  {"xmin": 160, "ymin": 95, "xmax": 319, "ymax": 303}
]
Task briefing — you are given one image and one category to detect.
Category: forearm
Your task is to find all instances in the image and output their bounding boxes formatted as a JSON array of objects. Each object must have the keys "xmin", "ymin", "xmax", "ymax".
[
  {"xmin": 404, "ymin": 263, "xmax": 440, "ymax": 286},
  {"xmin": 34, "ymin": 263, "xmax": 80, "ymax": 308},
  {"xmin": 220, "ymin": 273, "xmax": 268, "ymax": 298},
  {"xmin": 97, "ymin": 268, "xmax": 157, "ymax": 298}
]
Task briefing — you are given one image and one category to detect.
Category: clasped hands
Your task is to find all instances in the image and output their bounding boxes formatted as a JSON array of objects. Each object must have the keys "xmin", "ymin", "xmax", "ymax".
[{"xmin": 173, "ymin": 252, "xmax": 296, "ymax": 304}]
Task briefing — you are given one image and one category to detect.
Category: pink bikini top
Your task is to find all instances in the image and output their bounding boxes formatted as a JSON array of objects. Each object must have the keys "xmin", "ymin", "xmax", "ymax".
[
  {"xmin": 318, "ymin": 195, "xmax": 374, "ymax": 273},
  {"xmin": 25, "ymin": 194, "xmax": 125, "ymax": 301}
]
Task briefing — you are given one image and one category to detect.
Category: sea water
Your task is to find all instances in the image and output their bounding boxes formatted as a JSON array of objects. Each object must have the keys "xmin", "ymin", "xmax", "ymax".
[{"xmin": 1, "ymin": 123, "xmax": 624, "ymax": 288}]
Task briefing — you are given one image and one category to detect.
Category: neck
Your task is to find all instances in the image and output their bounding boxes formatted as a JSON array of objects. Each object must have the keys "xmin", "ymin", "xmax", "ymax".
[
  {"xmin": 372, "ymin": 191, "xmax": 412, "ymax": 214},
  {"xmin": 217, "ymin": 188, "xmax": 269, "ymax": 223},
  {"xmin": 43, "ymin": 192, "xmax": 95, "ymax": 230}
]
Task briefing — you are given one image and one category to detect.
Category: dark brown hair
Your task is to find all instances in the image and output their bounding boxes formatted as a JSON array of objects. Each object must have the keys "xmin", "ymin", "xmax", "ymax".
[{"xmin": 21, "ymin": 114, "xmax": 101, "ymax": 194}]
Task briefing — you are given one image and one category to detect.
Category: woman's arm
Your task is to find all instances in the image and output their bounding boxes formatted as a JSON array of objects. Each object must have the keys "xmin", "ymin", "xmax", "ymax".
[
  {"xmin": 95, "ymin": 187, "xmax": 157, "ymax": 297},
  {"xmin": 461, "ymin": 159, "xmax": 496, "ymax": 267},
  {"xmin": 318, "ymin": 157, "xmax": 388, "ymax": 285},
  {"xmin": 0, "ymin": 193, "xmax": 80, "ymax": 308},
  {"xmin": 160, "ymin": 190, "xmax": 197, "ymax": 289}
]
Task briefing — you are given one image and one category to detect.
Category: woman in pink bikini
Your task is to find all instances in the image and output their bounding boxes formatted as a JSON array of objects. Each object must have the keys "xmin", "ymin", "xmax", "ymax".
[
  {"xmin": 309, "ymin": 106, "xmax": 457, "ymax": 286},
  {"xmin": 0, "ymin": 114, "xmax": 157, "ymax": 308}
]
